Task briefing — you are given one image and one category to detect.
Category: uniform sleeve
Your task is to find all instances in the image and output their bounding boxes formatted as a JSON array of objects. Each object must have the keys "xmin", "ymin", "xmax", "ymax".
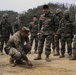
[
  {"xmin": 72, "ymin": 22, "xmax": 76, "ymax": 35},
  {"xmin": 56, "ymin": 20, "xmax": 61, "ymax": 35},
  {"xmin": 53, "ymin": 15, "xmax": 57, "ymax": 33},
  {"xmin": 9, "ymin": 23, "xmax": 13, "ymax": 35},
  {"xmin": 0, "ymin": 21, "xmax": 2, "ymax": 34},
  {"xmin": 38, "ymin": 18, "xmax": 42, "ymax": 32},
  {"xmin": 14, "ymin": 22, "xmax": 19, "ymax": 33},
  {"xmin": 25, "ymin": 36, "xmax": 30, "ymax": 44},
  {"xmin": 29, "ymin": 23, "xmax": 32, "ymax": 31}
]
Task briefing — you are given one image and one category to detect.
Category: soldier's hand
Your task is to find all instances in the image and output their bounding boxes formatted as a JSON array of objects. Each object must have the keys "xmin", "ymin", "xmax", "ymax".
[
  {"xmin": 55, "ymin": 34, "xmax": 58, "ymax": 37},
  {"xmin": 37, "ymin": 33, "xmax": 40, "ymax": 35}
]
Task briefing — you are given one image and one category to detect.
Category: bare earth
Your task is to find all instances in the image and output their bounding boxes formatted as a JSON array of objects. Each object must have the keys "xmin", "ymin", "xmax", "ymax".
[{"xmin": 0, "ymin": 49, "xmax": 76, "ymax": 75}]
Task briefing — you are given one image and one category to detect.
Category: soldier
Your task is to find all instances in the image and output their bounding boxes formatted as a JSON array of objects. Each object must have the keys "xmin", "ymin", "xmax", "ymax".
[
  {"xmin": 4, "ymin": 27, "xmax": 33, "ymax": 67},
  {"xmin": 14, "ymin": 14, "xmax": 27, "ymax": 33},
  {"xmin": 29, "ymin": 16, "xmax": 38, "ymax": 53},
  {"xmin": 53, "ymin": 8, "xmax": 63, "ymax": 56},
  {"xmin": 70, "ymin": 18, "xmax": 76, "ymax": 60},
  {"xmin": 0, "ymin": 13, "xmax": 13, "ymax": 55},
  {"xmin": 34, "ymin": 5, "xmax": 55, "ymax": 62},
  {"xmin": 56, "ymin": 10, "xmax": 74, "ymax": 58}
]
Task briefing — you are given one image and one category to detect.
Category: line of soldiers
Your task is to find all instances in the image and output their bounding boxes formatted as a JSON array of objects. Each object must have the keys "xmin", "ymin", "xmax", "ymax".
[{"xmin": 0, "ymin": 4, "xmax": 76, "ymax": 67}]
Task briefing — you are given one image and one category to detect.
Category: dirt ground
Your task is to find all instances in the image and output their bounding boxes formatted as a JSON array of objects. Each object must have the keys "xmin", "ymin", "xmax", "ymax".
[{"xmin": 0, "ymin": 49, "xmax": 76, "ymax": 75}]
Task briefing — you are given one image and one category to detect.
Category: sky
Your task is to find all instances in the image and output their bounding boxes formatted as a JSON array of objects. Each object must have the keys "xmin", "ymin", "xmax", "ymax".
[{"xmin": 0, "ymin": 0, "xmax": 76, "ymax": 13}]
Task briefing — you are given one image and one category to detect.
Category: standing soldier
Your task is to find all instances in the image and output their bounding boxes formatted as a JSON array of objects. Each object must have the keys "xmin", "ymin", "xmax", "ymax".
[
  {"xmin": 14, "ymin": 14, "xmax": 27, "ymax": 33},
  {"xmin": 53, "ymin": 8, "xmax": 63, "ymax": 56},
  {"xmin": 4, "ymin": 27, "xmax": 33, "ymax": 67},
  {"xmin": 56, "ymin": 10, "xmax": 74, "ymax": 58},
  {"xmin": 0, "ymin": 13, "xmax": 13, "ymax": 55},
  {"xmin": 29, "ymin": 16, "xmax": 38, "ymax": 53},
  {"xmin": 70, "ymin": 15, "xmax": 76, "ymax": 60},
  {"xmin": 34, "ymin": 5, "xmax": 55, "ymax": 62}
]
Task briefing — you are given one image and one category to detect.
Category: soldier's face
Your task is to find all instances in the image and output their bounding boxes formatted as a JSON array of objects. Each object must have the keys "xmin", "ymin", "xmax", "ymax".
[
  {"xmin": 19, "ymin": 17, "xmax": 25, "ymax": 22},
  {"xmin": 58, "ymin": 12, "xmax": 63, "ymax": 17},
  {"xmin": 21, "ymin": 32, "xmax": 29, "ymax": 38},
  {"xmin": 43, "ymin": 9, "xmax": 49, "ymax": 15},
  {"xmin": 33, "ymin": 17, "xmax": 37, "ymax": 22},
  {"xmin": 64, "ymin": 13, "xmax": 69, "ymax": 19},
  {"xmin": 3, "ymin": 17, "xmax": 8, "ymax": 21}
]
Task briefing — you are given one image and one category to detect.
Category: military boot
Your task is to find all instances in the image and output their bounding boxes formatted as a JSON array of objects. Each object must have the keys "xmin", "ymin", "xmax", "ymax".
[
  {"xmin": 68, "ymin": 54, "xmax": 72, "ymax": 58},
  {"xmin": 34, "ymin": 50, "xmax": 38, "ymax": 54},
  {"xmin": 59, "ymin": 54, "xmax": 65, "ymax": 58},
  {"xmin": 15, "ymin": 59, "xmax": 26, "ymax": 65},
  {"xmin": 34, "ymin": 54, "xmax": 41, "ymax": 60},
  {"xmin": 69, "ymin": 56, "xmax": 76, "ymax": 60},
  {"xmin": 53, "ymin": 52, "xmax": 60, "ymax": 56},
  {"xmin": 45, "ymin": 55, "xmax": 51, "ymax": 62},
  {"xmin": 9, "ymin": 57, "xmax": 16, "ymax": 67}
]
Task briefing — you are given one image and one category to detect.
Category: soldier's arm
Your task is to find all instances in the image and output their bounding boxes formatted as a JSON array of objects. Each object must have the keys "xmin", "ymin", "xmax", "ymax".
[
  {"xmin": 72, "ymin": 22, "xmax": 76, "ymax": 35},
  {"xmin": 29, "ymin": 23, "xmax": 32, "ymax": 31},
  {"xmin": 0, "ymin": 21, "xmax": 2, "ymax": 37},
  {"xmin": 9, "ymin": 23, "xmax": 13, "ymax": 35},
  {"xmin": 56, "ymin": 20, "xmax": 61, "ymax": 35},
  {"xmin": 38, "ymin": 19, "xmax": 42, "ymax": 33},
  {"xmin": 25, "ymin": 36, "xmax": 30, "ymax": 44},
  {"xmin": 52, "ymin": 15, "xmax": 57, "ymax": 35},
  {"xmin": 14, "ymin": 22, "xmax": 18, "ymax": 33}
]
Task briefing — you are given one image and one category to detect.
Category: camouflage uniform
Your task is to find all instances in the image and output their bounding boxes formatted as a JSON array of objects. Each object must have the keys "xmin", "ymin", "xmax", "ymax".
[
  {"xmin": 56, "ymin": 10, "xmax": 74, "ymax": 57},
  {"xmin": 29, "ymin": 21, "xmax": 38, "ymax": 52},
  {"xmin": 14, "ymin": 14, "xmax": 27, "ymax": 33},
  {"xmin": 54, "ymin": 9, "xmax": 62, "ymax": 55},
  {"xmin": 5, "ymin": 30, "xmax": 31, "ymax": 66},
  {"xmin": 0, "ymin": 13, "xmax": 13, "ymax": 54},
  {"xmin": 70, "ymin": 22, "xmax": 76, "ymax": 60},
  {"xmin": 37, "ymin": 12, "xmax": 55, "ymax": 57}
]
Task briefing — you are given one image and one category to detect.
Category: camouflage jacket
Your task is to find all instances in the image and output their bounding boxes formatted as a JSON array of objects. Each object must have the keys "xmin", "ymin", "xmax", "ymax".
[
  {"xmin": 54, "ymin": 14, "xmax": 62, "ymax": 32},
  {"xmin": 39, "ymin": 12, "xmax": 55, "ymax": 35},
  {"xmin": 0, "ymin": 20, "xmax": 13, "ymax": 37},
  {"xmin": 56, "ymin": 18, "xmax": 75, "ymax": 38},
  {"xmin": 6, "ymin": 31, "xmax": 29, "ymax": 53},
  {"xmin": 29, "ymin": 21, "xmax": 38, "ymax": 35}
]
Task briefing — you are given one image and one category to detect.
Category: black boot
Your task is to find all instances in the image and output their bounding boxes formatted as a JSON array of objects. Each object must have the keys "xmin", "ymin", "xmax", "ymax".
[
  {"xmin": 34, "ymin": 54, "xmax": 41, "ymax": 60},
  {"xmin": 69, "ymin": 56, "xmax": 76, "ymax": 60},
  {"xmin": 15, "ymin": 59, "xmax": 26, "ymax": 65},
  {"xmin": 59, "ymin": 54, "xmax": 65, "ymax": 58},
  {"xmin": 9, "ymin": 57, "xmax": 16, "ymax": 67},
  {"xmin": 45, "ymin": 55, "xmax": 51, "ymax": 62}
]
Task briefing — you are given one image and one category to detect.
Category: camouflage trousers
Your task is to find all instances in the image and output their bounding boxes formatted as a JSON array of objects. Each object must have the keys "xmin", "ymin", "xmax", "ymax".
[
  {"xmin": 0, "ymin": 37, "xmax": 9, "ymax": 52},
  {"xmin": 52, "ymin": 36, "xmax": 55, "ymax": 52},
  {"xmin": 38, "ymin": 34, "xmax": 54, "ymax": 56},
  {"xmin": 9, "ymin": 45, "xmax": 31, "ymax": 61},
  {"xmin": 72, "ymin": 38, "xmax": 76, "ymax": 57},
  {"xmin": 61, "ymin": 36, "xmax": 72, "ymax": 55},
  {"xmin": 30, "ymin": 35, "xmax": 38, "ymax": 51},
  {"xmin": 54, "ymin": 35, "xmax": 61, "ymax": 53}
]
